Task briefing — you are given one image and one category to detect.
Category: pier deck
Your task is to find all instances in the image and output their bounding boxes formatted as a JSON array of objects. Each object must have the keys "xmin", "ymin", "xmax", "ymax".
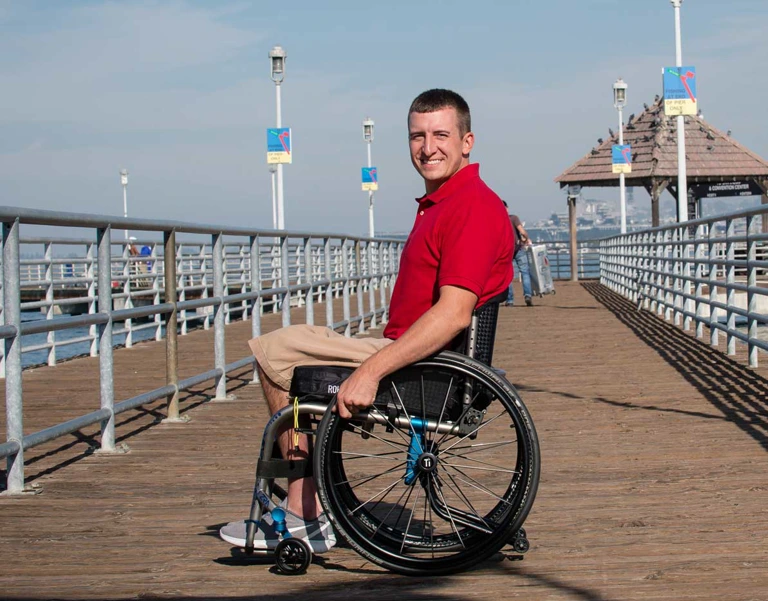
[{"xmin": 2, "ymin": 282, "xmax": 767, "ymax": 600}]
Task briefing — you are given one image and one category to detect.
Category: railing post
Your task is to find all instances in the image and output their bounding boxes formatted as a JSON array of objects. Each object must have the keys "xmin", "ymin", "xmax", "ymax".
[
  {"xmin": 45, "ymin": 241, "xmax": 56, "ymax": 365},
  {"xmin": 281, "ymin": 235, "xmax": 291, "ymax": 328},
  {"xmin": 709, "ymin": 220, "xmax": 719, "ymax": 348},
  {"xmin": 3, "ymin": 219, "xmax": 25, "ymax": 493},
  {"xmin": 304, "ymin": 237, "xmax": 314, "ymax": 326},
  {"xmin": 250, "ymin": 235, "xmax": 262, "ymax": 340},
  {"xmin": 341, "ymin": 239, "xmax": 351, "ymax": 336},
  {"xmin": 164, "ymin": 229, "xmax": 182, "ymax": 421},
  {"xmin": 177, "ymin": 241, "xmax": 187, "ymax": 336},
  {"xmin": 664, "ymin": 229, "xmax": 673, "ymax": 321},
  {"xmin": 88, "ymin": 241, "xmax": 98, "ymax": 356},
  {"xmin": 368, "ymin": 241, "xmax": 377, "ymax": 329},
  {"xmin": 695, "ymin": 223, "xmax": 705, "ymax": 339},
  {"xmin": 355, "ymin": 240, "xmax": 365, "ymax": 334},
  {"xmin": 152, "ymin": 243, "xmax": 162, "ymax": 341},
  {"xmin": 746, "ymin": 216, "xmax": 758, "ymax": 367},
  {"xmin": 201, "ymin": 243, "xmax": 210, "ymax": 330},
  {"xmin": 250, "ymin": 235, "xmax": 262, "ymax": 384},
  {"xmin": 379, "ymin": 242, "xmax": 387, "ymax": 323},
  {"xmin": 212, "ymin": 232, "xmax": 227, "ymax": 400},
  {"xmin": 223, "ymin": 243, "xmax": 231, "ymax": 326},
  {"xmin": 324, "ymin": 237, "xmax": 334, "ymax": 327},
  {"xmin": 683, "ymin": 226, "xmax": 692, "ymax": 331},
  {"xmin": 123, "ymin": 242, "xmax": 134, "ymax": 349},
  {"xmin": 726, "ymin": 218, "xmax": 736, "ymax": 356},
  {"xmin": 97, "ymin": 227, "xmax": 115, "ymax": 452}
]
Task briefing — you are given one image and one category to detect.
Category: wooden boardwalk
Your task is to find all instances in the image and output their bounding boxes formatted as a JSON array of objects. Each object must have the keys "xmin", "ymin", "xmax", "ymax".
[{"xmin": 1, "ymin": 282, "xmax": 767, "ymax": 600}]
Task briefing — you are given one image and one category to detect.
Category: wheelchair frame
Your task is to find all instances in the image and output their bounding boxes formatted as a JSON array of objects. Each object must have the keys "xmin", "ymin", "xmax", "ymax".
[{"xmin": 237, "ymin": 293, "xmax": 540, "ymax": 575}]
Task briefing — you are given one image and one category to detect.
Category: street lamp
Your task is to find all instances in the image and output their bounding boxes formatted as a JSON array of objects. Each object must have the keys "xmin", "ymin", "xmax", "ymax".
[
  {"xmin": 269, "ymin": 45, "xmax": 286, "ymax": 229},
  {"xmin": 670, "ymin": 0, "xmax": 688, "ymax": 223},
  {"xmin": 120, "ymin": 169, "xmax": 129, "ymax": 241},
  {"xmin": 613, "ymin": 78, "xmax": 628, "ymax": 235},
  {"xmin": 363, "ymin": 117, "xmax": 375, "ymax": 237}
]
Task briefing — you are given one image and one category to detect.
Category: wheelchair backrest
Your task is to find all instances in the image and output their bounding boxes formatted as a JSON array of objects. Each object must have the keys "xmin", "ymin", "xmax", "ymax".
[{"xmin": 451, "ymin": 291, "xmax": 506, "ymax": 366}]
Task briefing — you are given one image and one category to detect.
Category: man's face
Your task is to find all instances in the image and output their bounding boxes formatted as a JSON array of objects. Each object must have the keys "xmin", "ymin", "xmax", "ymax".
[{"xmin": 408, "ymin": 107, "xmax": 474, "ymax": 194}]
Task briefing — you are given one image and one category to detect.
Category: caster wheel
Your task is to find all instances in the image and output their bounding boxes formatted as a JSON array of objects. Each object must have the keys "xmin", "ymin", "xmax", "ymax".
[
  {"xmin": 512, "ymin": 537, "xmax": 530, "ymax": 554},
  {"xmin": 274, "ymin": 538, "xmax": 312, "ymax": 575},
  {"xmin": 508, "ymin": 527, "xmax": 526, "ymax": 544}
]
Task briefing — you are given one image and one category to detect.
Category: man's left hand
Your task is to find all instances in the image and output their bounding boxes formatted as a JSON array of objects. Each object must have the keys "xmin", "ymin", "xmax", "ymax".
[{"xmin": 335, "ymin": 367, "xmax": 380, "ymax": 419}]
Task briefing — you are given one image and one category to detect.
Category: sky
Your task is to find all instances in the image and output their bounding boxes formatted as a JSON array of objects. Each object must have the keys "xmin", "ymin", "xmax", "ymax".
[{"xmin": 2, "ymin": 0, "xmax": 768, "ymax": 236}]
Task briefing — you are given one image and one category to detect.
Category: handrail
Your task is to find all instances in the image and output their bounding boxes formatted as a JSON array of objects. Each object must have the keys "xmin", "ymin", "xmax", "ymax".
[{"xmin": 0, "ymin": 206, "xmax": 403, "ymax": 495}]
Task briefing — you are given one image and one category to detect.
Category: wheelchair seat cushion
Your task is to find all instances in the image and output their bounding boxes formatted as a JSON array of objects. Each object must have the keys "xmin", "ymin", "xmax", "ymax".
[
  {"xmin": 289, "ymin": 365, "xmax": 355, "ymax": 399},
  {"xmin": 290, "ymin": 363, "xmax": 464, "ymax": 421}
]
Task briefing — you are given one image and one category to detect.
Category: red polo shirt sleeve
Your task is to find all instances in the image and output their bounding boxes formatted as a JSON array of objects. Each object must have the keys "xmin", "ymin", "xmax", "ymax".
[{"xmin": 436, "ymin": 183, "xmax": 513, "ymax": 300}]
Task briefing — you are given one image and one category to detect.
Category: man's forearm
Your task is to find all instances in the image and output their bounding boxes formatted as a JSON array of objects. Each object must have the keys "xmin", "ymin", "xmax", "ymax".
[{"xmin": 358, "ymin": 302, "xmax": 469, "ymax": 381}]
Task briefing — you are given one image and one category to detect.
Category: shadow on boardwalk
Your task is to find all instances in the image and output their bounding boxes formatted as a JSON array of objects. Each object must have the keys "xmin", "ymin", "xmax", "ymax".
[{"xmin": 583, "ymin": 281, "xmax": 768, "ymax": 452}]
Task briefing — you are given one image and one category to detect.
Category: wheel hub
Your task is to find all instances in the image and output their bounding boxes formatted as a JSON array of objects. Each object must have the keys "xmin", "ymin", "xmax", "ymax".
[{"xmin": 417, "ymin": 452, "xmax": 438, "ymax": 473}]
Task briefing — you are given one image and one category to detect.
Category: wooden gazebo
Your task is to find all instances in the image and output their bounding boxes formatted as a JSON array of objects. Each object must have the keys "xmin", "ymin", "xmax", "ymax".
[{"xmin": 555, "ymin": 97, "xmax": 768, "ymax": 227}]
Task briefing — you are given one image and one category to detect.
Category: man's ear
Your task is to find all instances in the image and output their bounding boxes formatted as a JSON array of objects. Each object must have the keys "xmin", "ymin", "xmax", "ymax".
[{"xmin": 462, "ymin": 131, "xmax": 475, "ymax": 157}]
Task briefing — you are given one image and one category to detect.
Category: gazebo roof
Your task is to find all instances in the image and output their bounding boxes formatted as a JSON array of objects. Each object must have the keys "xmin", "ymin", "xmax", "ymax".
[{"xmin": 555, "ymin": 98, "xmax": 768, "ymax": 188}]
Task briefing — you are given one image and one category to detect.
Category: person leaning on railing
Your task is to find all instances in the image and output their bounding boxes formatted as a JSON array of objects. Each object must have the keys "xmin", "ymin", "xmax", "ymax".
[{"xmin": 227, "ymin": 88, "xmax": 514, "ymax": 553}]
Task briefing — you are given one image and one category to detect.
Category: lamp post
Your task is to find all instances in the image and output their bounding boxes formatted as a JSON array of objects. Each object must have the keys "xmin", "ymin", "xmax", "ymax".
[
  {"xmin": 613, "ymin": 78, "xmax": 628, "ymax": 234},
  {"xmin": 269, "ymin": 165, "xmax": 278, "ymax": 230},
  {"xmin": 671, "ymin": 0, "xmax": 688, "ymax": 223},
  {"xmin": 120, "ymin": 169, "xmax": 129, "ymax": 241},
  {"xmin": 269, "ymin": 45, "xmax": 286, "ymax": 229},
  {"xmin": 363, "ymin": 117, "xmax": 375, "ymax": 237}
]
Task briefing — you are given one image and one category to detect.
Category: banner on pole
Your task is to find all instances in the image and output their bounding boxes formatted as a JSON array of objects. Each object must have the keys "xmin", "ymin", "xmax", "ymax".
[
  {"xmin": 663, "ymin": 66, "xmax": 697, "ymax": 116},
  {"xmin": 612, "ymin": 144, "xmax": 632, "ymax": 174},
  {"xmin": 362, "ymin": 167, "xmax": 378, "ymax": 191},
  {"xmin": 267, "ymin": 128, "xmax": 292, "ymax": 164}
]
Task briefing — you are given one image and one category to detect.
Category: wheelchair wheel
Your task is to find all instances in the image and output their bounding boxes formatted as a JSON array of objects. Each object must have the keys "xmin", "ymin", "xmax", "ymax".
[{"xmin": 314, "ymin": 351, "xmax": 540, "ymax": 576}]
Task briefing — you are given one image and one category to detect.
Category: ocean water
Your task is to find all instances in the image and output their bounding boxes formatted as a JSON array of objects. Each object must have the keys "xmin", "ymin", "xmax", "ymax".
[{"xmin": 19, "ymin": 312, "xmax": 163, "ymax": 368}]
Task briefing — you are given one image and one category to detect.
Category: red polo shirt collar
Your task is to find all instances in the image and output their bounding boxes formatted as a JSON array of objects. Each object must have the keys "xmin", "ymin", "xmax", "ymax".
[{"xmin": 415, "ymin": 163, "xmax": 480, "ymax": 206}]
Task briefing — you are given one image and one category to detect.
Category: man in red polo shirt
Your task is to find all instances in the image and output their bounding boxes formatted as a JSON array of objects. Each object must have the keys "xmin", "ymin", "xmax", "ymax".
[{"xmin": 224, "ymin": 88, "xmax": 513, "ymax": 553}]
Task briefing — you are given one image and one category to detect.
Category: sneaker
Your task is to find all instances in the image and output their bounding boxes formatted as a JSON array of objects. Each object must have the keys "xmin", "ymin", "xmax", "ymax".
[
  {"xmin": 504, "ymin": 301, "xmax": 514, "ymax": 307},
  {"xmin": 525, "ymin": 296, "xmax": 533, "ymax": 306},
  {"xmin": 220, "ymin": 508, "xmax": 336, "ymax": 554}
]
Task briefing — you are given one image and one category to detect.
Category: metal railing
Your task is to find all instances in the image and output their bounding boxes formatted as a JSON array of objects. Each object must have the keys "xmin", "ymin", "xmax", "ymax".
[
  {"xmin": 541, "ymin": 242, "xmax": 601, "ymax": 280},
  {"xmin": 0, "ymin": 206, "xmax": 403, "ymax": 494},
  {"xmin": 600, "ymin": 205, "xmax": 768, "ymax": 368}
]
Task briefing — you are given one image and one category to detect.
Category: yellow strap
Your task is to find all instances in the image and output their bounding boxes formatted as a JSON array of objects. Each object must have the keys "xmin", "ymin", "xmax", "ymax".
[{"xmin": 293, "ymin": 396, "xmax": 300, "ymax": 450}]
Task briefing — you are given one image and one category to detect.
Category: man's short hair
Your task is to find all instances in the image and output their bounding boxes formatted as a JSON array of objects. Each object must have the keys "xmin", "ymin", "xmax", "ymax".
[{"xmin": 408, "ymin": 89, "xmax": 471, "ymax": 136}]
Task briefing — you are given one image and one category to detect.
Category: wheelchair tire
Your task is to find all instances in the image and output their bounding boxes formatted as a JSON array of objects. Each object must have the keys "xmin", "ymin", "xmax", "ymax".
[{"xmin": 314, "ymin": 351, "xmax": 540, "ymax": 576}]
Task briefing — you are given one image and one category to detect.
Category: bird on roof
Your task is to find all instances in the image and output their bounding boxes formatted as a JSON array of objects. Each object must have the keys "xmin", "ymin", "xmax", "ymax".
[
  {"xmin": 643, "ymin": 103, "xmax": 649, "ymax": 110},
  {"xmin": 628, "ymin": 113, "xmax": 635, "ymax": 123},
  {"xmin": 706, "ymin": 131, "xmax": 715, "ymax": 140},
  {"xmin": 597, "ymin": 137, "xmax": 604, "ymax": 145},
  {"xmin": 654, "ymin": 94, "xmax": 660, "ymax": 103},
  {"xmin": 591, "ymin": 148, "xmax": 599, "ymax": 155},
  {"xmin": 609, "ymin": 128, "xmax": 615, "ymax": 137},
  {"xmin": 707, "ymin": 145, "xmax": 714, "ymax": 151},
  {"xmin": 727, "ymin": 130, "xmax": 732, "ymax": 137}
]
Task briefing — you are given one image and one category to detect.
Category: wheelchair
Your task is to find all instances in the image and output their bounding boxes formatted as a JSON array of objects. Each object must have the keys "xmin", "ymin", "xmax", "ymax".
[{"xmin": 224, "ymin": 292, "xmax": 540, "ymax": 576}]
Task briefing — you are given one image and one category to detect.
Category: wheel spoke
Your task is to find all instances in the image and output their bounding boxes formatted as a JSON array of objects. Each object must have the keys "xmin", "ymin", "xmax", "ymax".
[
  {"xmin": 338, "ymin": 461, "xmax": 407, "ymax": 488},
  {"xmin": 400, "ymin": 479, "xmax": 424, "ymax": 554},
  {"xmin": 350, "ymin": 476, "xmax": 403, "ymax": 514},
  {"xmin": 440, "ymin": 464, "xmax": 514, "ymax": 505},
  {"xmin": 429, "ymin": 472, "xmax": 465, "ymax": 548},
  {"xmin": 447, "ymin": 440, "xmax": 515, "ymax": 457},
  {"xmin": 345, "ymin": 418, "xmax": 408, "ymax": 451}
]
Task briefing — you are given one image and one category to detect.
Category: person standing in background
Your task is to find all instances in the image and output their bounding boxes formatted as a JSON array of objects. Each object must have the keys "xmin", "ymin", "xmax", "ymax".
[{"xmin": 503, "ymin": 202, "xmax": 533, "ymax": 307}]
